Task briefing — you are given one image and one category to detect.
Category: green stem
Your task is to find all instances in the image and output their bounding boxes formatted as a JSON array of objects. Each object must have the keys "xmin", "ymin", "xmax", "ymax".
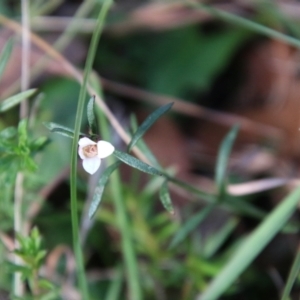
[
  {"xmin": 281, "ymin": 246, "xmax": 300, "ymax": 300},
  {"xmin": 164, "ymin": 173, "xmax": 266, "ymax": 219},
  {"xmin": 96, "ymin": 82, "xmax": 142, "ymax": 299},
  {"xmin": 110, "ymin": 170, "xmax": 143, "ymax": 300},
  {"xmin": 14, "ymin": 0, "xmax": 30, "ymax": 295},
  {"xmin": 165, "ymin": 174, "xmax": 215, "ymax": 203},
  {"xmin": 13, "ymin": 172, "xmax": 24, "ymax": 296},
  {"xmin": 70, "ymin": 1, "xmax": 112, "ymax": 299}
]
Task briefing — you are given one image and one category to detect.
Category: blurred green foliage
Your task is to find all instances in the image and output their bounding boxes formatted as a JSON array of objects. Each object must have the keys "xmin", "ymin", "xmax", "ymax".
[
  {"xmin": 96, "ymin": 26, "xmax": 251, "ymax": 99},
  {"xmin": 1, "ymin": 1, "xmax": 300, "ymax": 299}
]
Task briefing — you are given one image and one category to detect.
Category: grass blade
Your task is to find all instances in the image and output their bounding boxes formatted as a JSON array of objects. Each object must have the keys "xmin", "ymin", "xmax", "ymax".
[
  {"xmin": 44, "ymin": 122, "xmax": 86, "ymax": 139},
  {"xmin": 190, "ymin": 3, "xmax": 300, "ymax": 49},
  {"xmin": 129, "ymin": 114, "xmax": 160, "ymax": 168},
  {"xmin": 0, "ymin": 89, "xmax": 36, "ymax": 112},
  {"xmin": 159, "ymin": 180, "xmax": 174, "ymax": 214},
  {"xmin": 215, "ymin": 125, "xmax": 239, "ymax": 195},
  {"xmin": 113, "ymin": 150, "xmax": 162, "ymax": 176},
  {"xmin": 88, "ymin": 162, "xmax": 120, "ymax": 219},
  {"xmin": 281, "ymin": 247, "xmax": 300, "ymax": 300},
  {"xmin": 203, "ymin": 217, "xmax": 239, "ymax": 258},
  {"xmin": 105, "ymin": 266, "xmax": 123, "ymax": 300},
  {"xmin": 169, "ymin": 204, "xmax": 214, "ymax": 249},
  {"xmin": 87, "ymin": 95, "xmax": 96, "ymax": 134},
  {"xmin": 128, "ymin": 102, "xmax": 173, "ymax": 151},
  {"xmin": 198, "ymin": 186, "xmax": 300, "ymax": 300},
  {"xmin": 69, "ymin": 1, "xmax": 113, "ymax": 298},
  {"xmin": 44, "ymin": 122, "xmax": 75, "ymax": 139}
]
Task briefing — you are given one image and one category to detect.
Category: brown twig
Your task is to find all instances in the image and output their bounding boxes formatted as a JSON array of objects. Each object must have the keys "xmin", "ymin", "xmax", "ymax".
[{"xmin": 101, "ymin": 78, "xmax": 282, "ymax": 140}]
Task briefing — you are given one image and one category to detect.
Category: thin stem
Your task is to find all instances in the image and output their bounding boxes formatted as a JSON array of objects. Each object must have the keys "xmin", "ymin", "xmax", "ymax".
[
  {"xmin": 164, "ymin": 173, "xmax": 266, "ymax": 219},
  {"xmin": 189, "ymin": 2, "xmax": 300, "ymax": 49},
  {"xmin": 110, "ymin": 170, "xmax": 143, "ymax": 300},
  {"xmin": 281, "ymin": 244, "xmax": 300, "ymax": 300},
  {"xmin": 14, "ymin": 0, "xmax": 30, "ymax": 296},
  {"xmin": 13, "ymin": 172, "xmax": 24, "ymax": 296},
  {"xmin": 69, "ymin": 1, "xmax": 112, "ymax": 299},
  {"xmin": 97, "ymin": 96, "xmax": 142, "ymax": 299},
  {"xmin": 20, "ymin": 0, "xmax": 30, "ymax": 118},
  {"xmin": 166, "ymin": 174, "xmax": 216, "ymax": 203}
]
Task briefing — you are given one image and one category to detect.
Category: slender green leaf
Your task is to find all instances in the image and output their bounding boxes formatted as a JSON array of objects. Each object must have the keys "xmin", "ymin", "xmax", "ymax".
[
  {"xmin": 43, "ymin": 122, "xmax": 70, "ymax": 132},
  {"xmin": 203, "ymin": 217, "xmax": 239, "ymax": 258},
  {"xmin": 226, "ymin": 197, "xmax": 266, "ymax": 219},
  {"xmin": 43, "ymin": 122, "xmax": 75, "ymax": 139},
  {"xmin": 43, "ymin": 122, "xmax": 85, "ymax": 139},
  {"xmin": 130, "ymin": 115, "xmax": 160, "ymax": 168},
  {"xmin": 87, "ymin": 95, "xmax": 96, "ymax": 134},
  {"xmin": 70, "ymin": 0, "xmax": 113, "ymax": 298},
  {"xmin": 0, "ymin": 39, "xmax": 13, "ymax": 81},
  {"xmin": 167, "ymin": 175, "xmax": 216, "ymax": 203},
  {"xmin": 50, "ymin": 129, "xmax": 74, "ymax": 139},
  {"xmin": 113, "ymin": 150, "xmax": 162, "ymax": 176},
  {"xmin": 281, "ymin": 248, "xmax": 300, "ymax": 300},
  {"xmin": 88, "ymin": 162, "xmax": 120, "ymax": 219},
  {"xmin": 199, "ymin": 186, "xmax": 300, "ymax": 300},
  {"xmin": 0, "ymin": 89, "xmax": 36, "ymax": 112},
  {"xmin": 105, "ymin": 267, "xmax": 123, "ymax": 300},
  {"xmin": 169, "ymin": 204, "xmax": 214, "ymax": 249},
  {"xmin": 159, "ymin": 180, "xmax": 174, "ymax": 214},
  {"xmin": 128, "ymin": 102, "xmax": 173, "ymax": 151},
  {"xmin": 215, "ymin": 125, "xmax": 239, "ymax": 195}
]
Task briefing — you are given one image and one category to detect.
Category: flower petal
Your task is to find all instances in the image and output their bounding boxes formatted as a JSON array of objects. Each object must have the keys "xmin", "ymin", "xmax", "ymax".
[
  {"xmin": 97, "ymin": 141, "xmax": 115, "ymax": 158},
  {"xmin": 82, "ymin": 157, "xmax": 101, "ymax": 175},
  {"xmin": 78, "ymin": 137, "xmax": 96, "ymax": 147},
  {"xmin": 78, "ymin": 146, "xmax": 85, "ymax": 160},
  {"xmin": 78, "ymin": 137, "xmax": 97, "ymax": 159}
]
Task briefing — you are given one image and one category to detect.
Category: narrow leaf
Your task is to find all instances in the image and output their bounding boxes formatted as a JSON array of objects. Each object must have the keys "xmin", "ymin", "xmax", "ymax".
[
  {"xmin": 130, "ymin": 115, "xmax": 160, "ymax": 168},
  {"xmin": 113, "ymin": 150, "xmax": 162, "ymax": 176},
  {"xmin": 50, "ymin": 129, "xmax": 74, "ymax": 139},
  {"xmin": 159, "ymin": 180, "xmax": 174, "ymax": 214},
  {"xmin": 226, "ymin": 197, "xmax": 266, "ymax": 219},
  {"xmin": 128, "ymin": 102, "xmax": 173, "ymax": 151},
  {"xmin": 89, "ymin": 162, "xmax": 120, "ymax": 219},
  {"xmin": 43, "ymin": 122, "xmax": 75, "ymax": 139},
  {"xmin": 215, "ymin": 125, "xmax": 239, "ymax": 195},
  {"xmin": 203, "ymin": 217, "xmax": 238, "ymax": 258},
  {"xmin": 136, "ymin": 136, "xmax": 160, "ymax": 169},
  {"xmin": 43, "ymin": 122, "xmax": 85, "ymax": 139},
  {"xmin": 198, "ymin": 186, "xmax": 300, "ymax": 300},
  {"xmin": 281, "ymin": 248, "xmax": 300, "ymax": 300},
  {"xmin": 0, "ymin": 39, "xmax": 13, "ymax": 81},
  {"xmin": 169, "ymin": 204, "xmax": 214, "ymax": 249},
  {"xmin": 87, "ymin": 95, "xmax": 96, "ymax": 134},
  {"xmin": 0, "ymin": 89, "xmax": 36, "ymax": 112},
  {"xmin": 105, "ymin": 266, "xmax": 123, "ymax": 300}
]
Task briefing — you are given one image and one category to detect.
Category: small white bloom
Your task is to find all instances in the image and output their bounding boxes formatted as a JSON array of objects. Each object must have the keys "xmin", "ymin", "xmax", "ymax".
[{"xmin": 78, "ymin": 137, "xmax": 115, "ymax": 174}]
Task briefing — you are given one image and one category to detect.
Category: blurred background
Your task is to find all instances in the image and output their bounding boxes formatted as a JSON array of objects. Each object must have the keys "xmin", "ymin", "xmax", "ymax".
[{"xmin": 1, "ymin": 0, "xmax": 300, "ymax": 299}]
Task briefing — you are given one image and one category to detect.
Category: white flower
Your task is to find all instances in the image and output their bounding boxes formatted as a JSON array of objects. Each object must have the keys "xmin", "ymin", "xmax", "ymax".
[{"xmin": 78, "ymin": 137, "xmax": 115, "ymax": 175}]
